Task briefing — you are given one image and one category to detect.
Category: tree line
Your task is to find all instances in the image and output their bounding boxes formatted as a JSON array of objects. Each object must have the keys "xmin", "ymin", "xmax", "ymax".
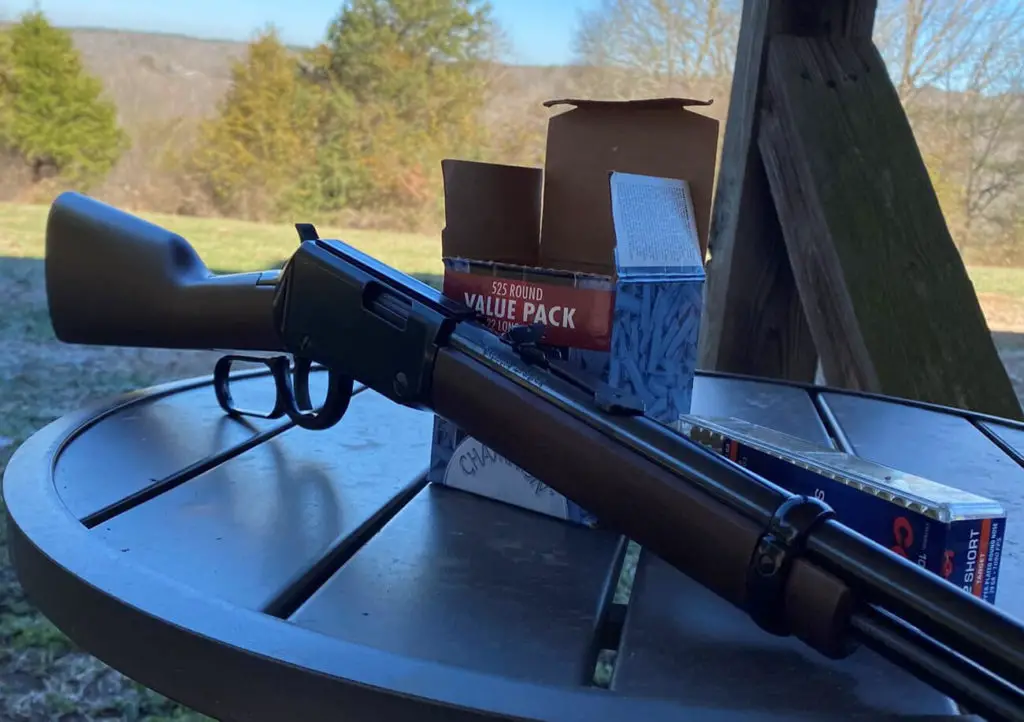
[{"xmin": 0, "ymin": 0, "xmax": 1020, "ymax": 257}]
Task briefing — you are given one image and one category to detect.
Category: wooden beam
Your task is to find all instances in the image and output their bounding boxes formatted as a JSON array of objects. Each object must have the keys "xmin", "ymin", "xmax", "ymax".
[
  {"xmin": 700, "ymin": 0, "xmax": 875, "ymax": 381},
  {"xmin": 704, "ymin": 142, "xmax": 817, "ymax": 380},
  {"xmin": 758, "ymin": 36, "xmax": 1023, "ymax": 419},
  {"xmin": 773, "ymin": 0, "xmax": 877, "ymax": 37},
  {"xmin": 700, "ymin": 1, "xmax": 811, "ymax": 381}
]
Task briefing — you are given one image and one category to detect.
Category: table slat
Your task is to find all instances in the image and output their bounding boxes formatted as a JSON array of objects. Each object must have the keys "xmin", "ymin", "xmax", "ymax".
[
  {"xmin": 691, "ymin": 375, "xmax": 834, "ymax": 445},
  {"xmin": 289, "ymin": 484, "xmax": 624, "ymax": 687},
  {"xmin": 55, "ymin": 374, "xmax": 307, "ymax": 519},
  {"xmin": 614, "ymin": 554, "xmax": 958, "ymax": 717},
  {"xmin": 978, "ymin": 421, "xmax": 1024, "ymax": 465},
  {"xmin": 88, "ymin": 389, "xmax": 431, "ymax": 611},
  {"xmin": 820, "ymin": 393, "xmax": 1024, "ymax": 620}
]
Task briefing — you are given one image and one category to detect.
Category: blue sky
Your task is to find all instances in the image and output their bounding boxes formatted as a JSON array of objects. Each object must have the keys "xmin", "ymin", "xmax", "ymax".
[{"xmin": 1, "ymin": 0, "xmax": 599, "ymax": 65}]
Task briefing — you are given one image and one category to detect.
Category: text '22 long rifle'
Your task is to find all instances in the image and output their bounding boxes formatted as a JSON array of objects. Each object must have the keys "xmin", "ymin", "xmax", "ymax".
[{"xmin": 44, "ymin": 192, "xmax": 1024, "ymax": 721}]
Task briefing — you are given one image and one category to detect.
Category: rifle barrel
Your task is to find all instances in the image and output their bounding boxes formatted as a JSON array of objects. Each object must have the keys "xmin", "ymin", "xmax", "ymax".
[{"xmin": 436, "ymin": 329, "xmax": 1024, "ymax": 720}]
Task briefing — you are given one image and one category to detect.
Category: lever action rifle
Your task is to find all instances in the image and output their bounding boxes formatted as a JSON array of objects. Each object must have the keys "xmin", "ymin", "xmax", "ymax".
[{"xmin": 45, "ymin": 192, "xmax": 1024, "ymax": 720}]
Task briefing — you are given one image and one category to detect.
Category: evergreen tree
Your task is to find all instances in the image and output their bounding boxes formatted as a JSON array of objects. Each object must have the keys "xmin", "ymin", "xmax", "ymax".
[
  {"xmin": 325, "ymin": 0, "xmax": 494, "ymax": 107},
  {"xmin": 312, "ymin": 0, "xmax": 498, "ymax": 212},
  {"xmin": 0, "ymin": 12, "xmax": 128, "ymax": 187},
  {"xmin": 189, "ymin": 28, "xmax": 317, "ymax": 219},
  {"xmin": 284, "ymin": 73, "xmax": 377, "ymax": 215},
  {"xmin": 189, "ymin": 3, "xmax": 499, "ymax": 224}
]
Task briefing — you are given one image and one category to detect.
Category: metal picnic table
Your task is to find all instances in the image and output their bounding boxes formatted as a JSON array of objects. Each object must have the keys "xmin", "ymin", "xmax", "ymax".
[{"xmin": 4, "ymin": 367, "xmax": 1022, "ymax": 721}]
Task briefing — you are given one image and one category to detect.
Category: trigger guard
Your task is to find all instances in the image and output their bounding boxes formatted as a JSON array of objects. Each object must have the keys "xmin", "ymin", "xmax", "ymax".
[
  {"xmin": 292, "ymin": 357, "xmax": 316, "ymax": 411},
  {"xmin": 275, "ymin": 358, "xmax": 354, "ymax": 431}
]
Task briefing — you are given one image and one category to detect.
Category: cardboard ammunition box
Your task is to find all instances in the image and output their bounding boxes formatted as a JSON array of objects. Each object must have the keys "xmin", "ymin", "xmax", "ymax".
[
  {"xmin": 676, "ymin": 416, "xmax": 1007, "ymax": 603},
  {"xmin": 428, "ymin": 98, "xmax": 719, "ymax": 525}
]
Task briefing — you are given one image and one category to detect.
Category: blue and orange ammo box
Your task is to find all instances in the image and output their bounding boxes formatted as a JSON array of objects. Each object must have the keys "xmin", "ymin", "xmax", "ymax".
[{"xmin": 675, "ymin": 416, "xmax": 1007, "ymax": 604}]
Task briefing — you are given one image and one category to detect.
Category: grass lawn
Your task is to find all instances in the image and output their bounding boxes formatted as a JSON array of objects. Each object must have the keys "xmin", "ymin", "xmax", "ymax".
[
  {"xmin": 964, "ymin": 266, "xmax": 1024, "ymax": 299},
  {"xmin": 0, "ymin": 200, "xmax": 445, "ymax": 277},
  {"xmin": 1, "ymin": 199, "xmax": 1023, "ymax": 719}
]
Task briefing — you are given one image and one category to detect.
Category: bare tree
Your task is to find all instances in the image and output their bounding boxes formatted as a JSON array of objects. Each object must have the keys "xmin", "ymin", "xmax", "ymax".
[
  {"xmin": 874, "ymin": 0, "xmax": 1023, "ymax": 253},
  {"xmin": 945, "ymin": 36, "xmax": 1021, "ymax": 249},
  {"xmin": 566, "ymin": 0, "xmax": 1021, "ymax": 255},
  {"xmin": 571, "ymin": 0, "xmax": 741, "ymax": 99},
  {"xmin": 874, "ymin": 0, "xmax": 1000, "ymax": 105}
]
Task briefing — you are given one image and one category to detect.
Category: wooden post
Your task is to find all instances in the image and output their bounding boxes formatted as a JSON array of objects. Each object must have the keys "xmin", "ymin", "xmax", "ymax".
[
  {"xmin": 700, "ymin": 1, "xmax": 873, "ymax": 383},
  {"xmin": 700, "ymin": 0, "xmax": 1022, "ymax": 420}
]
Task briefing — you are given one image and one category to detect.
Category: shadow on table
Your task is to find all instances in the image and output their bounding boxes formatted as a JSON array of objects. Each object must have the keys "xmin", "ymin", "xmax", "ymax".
[{"xmin": 622, "ymin": 638, "xmax": 922, "ymax": 715}]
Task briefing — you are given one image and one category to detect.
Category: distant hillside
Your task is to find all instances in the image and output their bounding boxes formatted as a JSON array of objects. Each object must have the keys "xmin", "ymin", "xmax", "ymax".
[
  {"xmin": 59, "ymin": 28, "xmax": 598, "ymax": 127},
  {"xmin": 0, "ymin": 24, "xmax": 970, "ymax": 139},
  {"xmin": 68, "ymin": 28, "xmax": 243, "ymax": 125},
  {"xmin": 5, "ymin": 25, "xmax": 1012, "ymax": 256},
  {"xmin": 56, "ymin": 27, "xmax": 730, "ymax": 130}
]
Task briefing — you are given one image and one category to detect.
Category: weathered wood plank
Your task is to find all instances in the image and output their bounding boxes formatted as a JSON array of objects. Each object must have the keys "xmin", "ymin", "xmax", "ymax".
[
  {"xmin": 700, "ymin": 0, "xmax": 813, "ymax": 382},
  {"xmin": 772, "ymin": 0, "xmax": 877, "ymax": 37},
  {"xmin": 840, "ymin": 0, "xmax": 879, "ymax": 36},
  {"xmin": 700, "ymin": 0, "xmax": 876, "ymax": 381},
  {"xmin": 701, "ymin": 134, "xmax": 817, "ymax": 381},
  {"xmin": 758, "ymin": 36, "xmax": 1022, "ymax": 419}
]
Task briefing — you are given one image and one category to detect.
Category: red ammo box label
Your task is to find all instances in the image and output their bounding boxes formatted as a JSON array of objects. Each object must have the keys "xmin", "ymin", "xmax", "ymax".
[{"xmin": 443, "ymin": 265, "xmax": 614, "ymax": 350}]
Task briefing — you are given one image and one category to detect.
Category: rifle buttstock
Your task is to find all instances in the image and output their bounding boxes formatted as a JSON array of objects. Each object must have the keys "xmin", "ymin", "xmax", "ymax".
[{"xmin": 45, "ymin": 192, "xmax": 283, "ymax": 352}]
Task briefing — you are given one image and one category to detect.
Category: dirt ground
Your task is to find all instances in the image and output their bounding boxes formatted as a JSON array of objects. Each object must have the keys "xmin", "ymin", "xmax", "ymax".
[
  {"xmin": 979, "ymin": 293, "xmax": 1024, "ymax": 332},
  {"xmin": 978, "ymin": 293, "xmax": 1024, "ymax": 398},
  {"xmin": 2, "ymin": 260, "xmax": 1024, "ymax": 720}
]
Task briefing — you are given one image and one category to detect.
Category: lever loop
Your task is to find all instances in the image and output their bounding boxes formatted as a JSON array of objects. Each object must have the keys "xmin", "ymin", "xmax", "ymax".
[
  {"xmin": 273, "ymin": 356, "xmax": 354, "ymax": 430},
  {"xmin": 213, "ymin": 354, "xmax": 354, "ymax": 431},
  {"xmin": 214, "ymin": 355, "xmax": 287, "ymax": 420}
]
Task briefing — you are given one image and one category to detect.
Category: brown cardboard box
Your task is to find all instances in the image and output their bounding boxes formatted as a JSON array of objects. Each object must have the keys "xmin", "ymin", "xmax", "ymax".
[
  {"xmin": 442, "ymin": 98, "xmax": 717, "ymax": 272},
  {"xmin": 428, "ymin": 97, "xmax": 720, "ymax": 524},
  {"xmin": 541, "ymin": 98, "xmax": 717, "ymax": 273}
]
